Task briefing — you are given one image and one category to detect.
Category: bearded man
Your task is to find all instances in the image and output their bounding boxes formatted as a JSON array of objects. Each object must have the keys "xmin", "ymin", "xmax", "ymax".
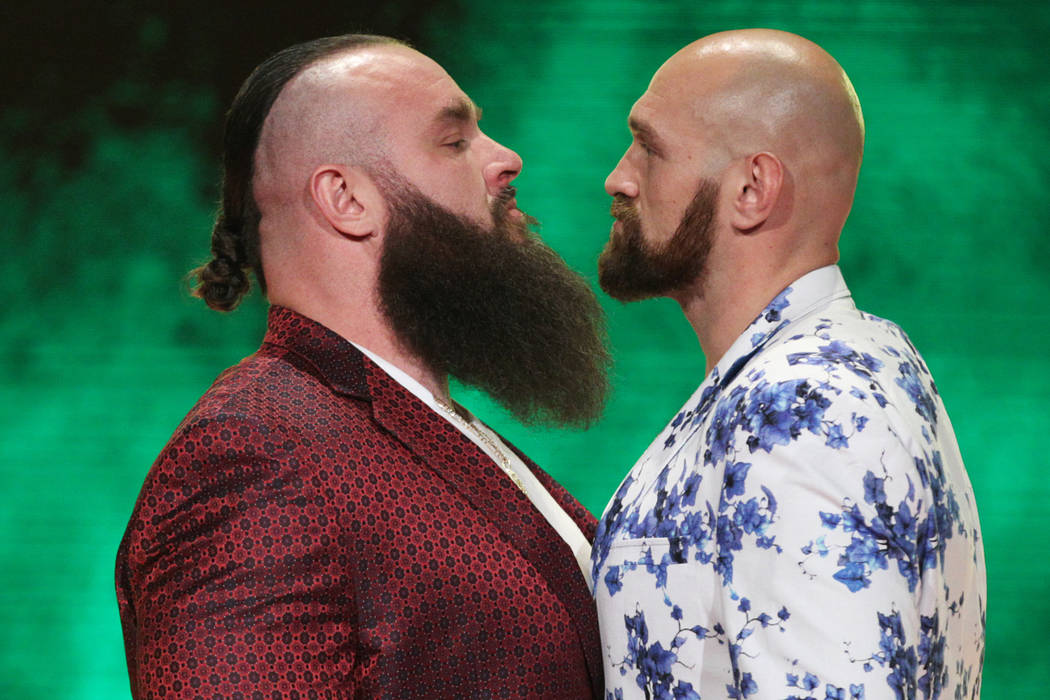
[
  {"xmin": 115, "ymin": 35, "xmax": 609, "ymax": 699},
  {"xmin": 591, "ymin": 29, "xmax": 985, "ymax": 699}
]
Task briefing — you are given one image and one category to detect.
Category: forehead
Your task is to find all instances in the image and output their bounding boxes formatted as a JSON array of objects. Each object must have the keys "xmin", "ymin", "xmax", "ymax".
[
  {"xmin": 628, "ymin": 53, "xmax": 734, "ymax": 148},
  {"xmin": 627, "ymin": 80, "xmax": 692, "ymax": 147}
]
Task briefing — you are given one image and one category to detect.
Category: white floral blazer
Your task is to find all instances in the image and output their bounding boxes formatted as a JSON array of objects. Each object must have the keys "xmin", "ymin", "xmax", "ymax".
[{"xmin": 592, "ymin": 265, "xmax": 985, "ymax": 700}]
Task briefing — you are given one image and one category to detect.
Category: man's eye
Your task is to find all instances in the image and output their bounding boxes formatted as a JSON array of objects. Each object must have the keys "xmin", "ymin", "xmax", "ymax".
[{"xmin": 445, "ymin": 139, "xmax": 468, "ymax": 151}]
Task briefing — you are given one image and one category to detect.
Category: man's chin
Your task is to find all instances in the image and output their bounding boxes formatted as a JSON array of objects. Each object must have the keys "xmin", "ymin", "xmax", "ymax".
[
  {"xmin": 597, "ymin": 246, "xmax": 677, "ymax": 302},
  {"xmin": 597, "ymin": 273, "xmax": 638, "ymax": 303},
  {"xmin": 494, "ymin": 210, "xmax": 540, "ymax": 243},
  {"xmin": 598, "ymin": 279, "xmax": 659, "ymax": 303}
]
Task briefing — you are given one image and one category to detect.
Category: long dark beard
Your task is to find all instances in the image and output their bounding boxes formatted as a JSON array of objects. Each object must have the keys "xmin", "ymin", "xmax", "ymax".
[
  {"xmin": 598, "ymin": 178, "xmax": 719, "ymax": 301},
  {"xmin": 377, "ymin": 178, "xmax": 611, "ymax": 428}
]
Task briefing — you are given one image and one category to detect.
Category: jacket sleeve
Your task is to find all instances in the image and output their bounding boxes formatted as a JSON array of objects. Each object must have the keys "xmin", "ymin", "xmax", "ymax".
[
  {"xmin": 717, "ymin": 427, "xmax": 926, "ymax": 700},
  {"xmin": 116, "ymin": 414, "xmax": 356, "ymax": 698}
]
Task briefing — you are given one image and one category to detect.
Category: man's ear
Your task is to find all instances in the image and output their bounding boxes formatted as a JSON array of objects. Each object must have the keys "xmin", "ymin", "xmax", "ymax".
[
  {"xmin": 728, "ymin": 152, "xmax": 783, "ymax": 232},
  {"xmin": 309, "ymin": 164, "xmax": 385, "ymax": 239}
]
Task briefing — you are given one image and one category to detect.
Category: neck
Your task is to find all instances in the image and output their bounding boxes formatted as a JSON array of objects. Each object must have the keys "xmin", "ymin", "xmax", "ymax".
[
  {"xmin": 675, "ymin": 256, "xmax": 826, "ymax": 376},
  {"xmin": 676, "ymin": 286, "xmax": 753, "ymax": 377},
  {"xmin": 260, "ymin": 225, "xmax": 457, "ymax": 399},
  {"xmin": 352, "ymin": 324, "xmax": 452, "ymax": 405}
]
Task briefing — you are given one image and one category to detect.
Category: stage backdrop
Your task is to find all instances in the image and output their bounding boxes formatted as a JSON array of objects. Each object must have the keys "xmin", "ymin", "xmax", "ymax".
[{"xmin": 2, "ymin": 1, "xmax": 1046, "ymax": 697}]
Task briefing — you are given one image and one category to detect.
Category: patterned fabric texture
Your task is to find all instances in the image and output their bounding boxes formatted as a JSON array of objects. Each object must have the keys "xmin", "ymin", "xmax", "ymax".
[
  {"xmin": 116, "ymin": 306, "xmax": 603, "ymax": 699},
  {"xmin": 592, "ymin": 266, "xmax": 985, "ymax": 700}
]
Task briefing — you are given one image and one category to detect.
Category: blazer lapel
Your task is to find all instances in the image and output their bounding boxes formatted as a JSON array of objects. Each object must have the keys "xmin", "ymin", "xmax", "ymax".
[
  {"xmin": 366, "ymin": 363, "xmax": 604, "ymax": 697},
  {"xmin": 509, "ymin": 447, "xmax": 604, "ymax": 696},
  {"xmin": 262, "ymin": 307, "xmax": 604, "ymax": 696}
]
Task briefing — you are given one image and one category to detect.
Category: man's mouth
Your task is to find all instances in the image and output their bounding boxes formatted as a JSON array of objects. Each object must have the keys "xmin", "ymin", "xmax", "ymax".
[{"xmin": 494, "ymin": 186, "xmax": 521, "ymax": 219}]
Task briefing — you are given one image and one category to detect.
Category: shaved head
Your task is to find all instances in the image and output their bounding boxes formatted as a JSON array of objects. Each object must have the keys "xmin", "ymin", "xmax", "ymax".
[
  {"xmin": 251, "ymin": 40, "xmax": 502, "ymax": 266},
  {"xmin": 654, "ymin": 29, "xmax": 864, "ymax": 205},
  {"xmin": 254, "ymin": 44, "xmax": 422, "ymax": 213}
]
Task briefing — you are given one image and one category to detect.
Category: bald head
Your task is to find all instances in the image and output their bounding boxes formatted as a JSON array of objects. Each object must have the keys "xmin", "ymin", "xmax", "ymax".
[
  {"xmin": 602, "ymin": 30, "xmax": 866, "ymax": 366},
  {"xmin": 652, "ymin": 29, "xmax": 864, "ymax": 209}
]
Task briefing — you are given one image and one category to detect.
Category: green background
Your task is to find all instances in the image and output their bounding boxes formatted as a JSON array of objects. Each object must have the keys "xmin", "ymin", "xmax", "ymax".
[{"xmin": 2, "ymin": 1, "xmax": 1046, "ymax": 696}]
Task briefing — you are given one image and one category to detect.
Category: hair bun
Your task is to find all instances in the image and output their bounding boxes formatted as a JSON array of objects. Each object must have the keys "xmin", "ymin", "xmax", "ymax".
[{"xmin": 192, "ymin": 256, "xmax": 250, "ymax": 311}]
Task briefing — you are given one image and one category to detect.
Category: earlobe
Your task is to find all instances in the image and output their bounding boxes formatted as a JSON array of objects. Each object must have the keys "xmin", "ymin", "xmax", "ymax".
[
  {"xmin": 730, "ymin": 152, "xmax": 783, "ymax": 232},
  {"xmin": 310, "ymin": 165, "xmax": 380, "ymax": 239}
]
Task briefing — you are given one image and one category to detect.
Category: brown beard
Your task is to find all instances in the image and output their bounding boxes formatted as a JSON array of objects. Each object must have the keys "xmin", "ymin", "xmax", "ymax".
[
  {"xmin": 597, "ymin": 178, "xmax": 719, "ymax": 301},
  {"xmin": 376, "ymin": 175, "xmax": 611, "ymax": 428}
]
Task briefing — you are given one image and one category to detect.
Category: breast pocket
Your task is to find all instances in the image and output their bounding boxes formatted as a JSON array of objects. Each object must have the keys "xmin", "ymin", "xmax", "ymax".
[{"xmin": 595, "ymin": 537, "xmax": 724, "ymax": 698}]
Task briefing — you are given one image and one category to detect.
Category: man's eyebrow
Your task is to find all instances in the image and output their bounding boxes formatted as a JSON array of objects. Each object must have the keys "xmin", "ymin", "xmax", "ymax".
[
  {"xmin": 434, "ymin": 98, "xmax": 483, "ymax": 126},
  {"xmin": 628, "ymin": 116, "xmax": 659, "ymax": 144}
]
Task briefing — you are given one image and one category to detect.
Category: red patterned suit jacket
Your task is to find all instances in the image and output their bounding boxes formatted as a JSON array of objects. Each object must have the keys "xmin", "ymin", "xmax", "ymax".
[{"xmin": 116, "ymin": 306, "xmax": 603, "ymax": 698}]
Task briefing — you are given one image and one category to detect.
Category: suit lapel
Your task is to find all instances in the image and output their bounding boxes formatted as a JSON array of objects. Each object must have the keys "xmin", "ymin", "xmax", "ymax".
[
  {"xmin": 263, "ymin": 307, "xmax": 603, "ymax": 696},
  {"xmin": 366, "ymin": 362, "xmax": 603, "ymax": 697},
  {"xmin": 511, "ymin": 445, "xmax": 597, "ymax": 543},
  {"xmin": 507, "ymin": 447, "xmax": 604, "ymax": 696}
]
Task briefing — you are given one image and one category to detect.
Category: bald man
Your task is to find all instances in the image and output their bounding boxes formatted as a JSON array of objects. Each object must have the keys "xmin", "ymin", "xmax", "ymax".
[
  {"xmin": 116, "ymin": 35, "xmax": 609, "ymax": 698},
  {"xmin": 590, "ymin": 30, "xmax": 985, "ymax": 699}
]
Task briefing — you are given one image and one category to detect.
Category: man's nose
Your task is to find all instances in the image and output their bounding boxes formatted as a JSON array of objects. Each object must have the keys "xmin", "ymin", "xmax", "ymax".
[
  {"xmin": 605, "ymin": 155, "xmax": 639, "ymax": 198},
  {"xmin": 481, "ymin": 135, "xmax": 523, "ymax": 192}
]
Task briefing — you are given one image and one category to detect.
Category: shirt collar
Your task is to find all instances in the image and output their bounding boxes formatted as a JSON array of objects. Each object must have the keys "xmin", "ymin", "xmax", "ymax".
[{"xmin": 709, "ymin": 265, "xmax": 851, "ymax": 389}]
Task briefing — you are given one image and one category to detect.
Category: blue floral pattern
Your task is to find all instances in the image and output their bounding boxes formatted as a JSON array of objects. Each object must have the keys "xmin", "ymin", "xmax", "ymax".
[{"xmin": 593, "ymin": 266, "xmax": 985, "ymax": 700}]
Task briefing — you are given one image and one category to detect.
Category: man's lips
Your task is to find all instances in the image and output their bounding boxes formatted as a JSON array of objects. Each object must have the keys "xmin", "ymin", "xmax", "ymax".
[{"xmin": 492, "ymin": 187, "xmax": 521, "ymax": 218}]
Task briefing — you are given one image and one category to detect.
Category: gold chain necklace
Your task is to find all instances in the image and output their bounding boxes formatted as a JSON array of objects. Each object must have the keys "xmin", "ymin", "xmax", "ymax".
[{"xmin": 432, "ymin": 398, "xmax": 528, "ymax": 495}]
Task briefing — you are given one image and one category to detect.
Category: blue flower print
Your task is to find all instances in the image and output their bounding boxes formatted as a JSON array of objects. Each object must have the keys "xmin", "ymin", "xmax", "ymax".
[
  {"xmin": 617, "ymin": 608, "xmax": 710, "ymax": 700},
  {"xmin": 743, "ymin": 380, "xmax": 810, "ymax": 450},
  {"xmin": 764, "ymin": 286, "xmax": 793, "ymax": 323},
  {"xmin": 591, "ymin": 266, "xmax": 983, "ymax": 700},
  {"xmin": 605, "ymin": 566, "xmax": 624, "ymax": 596},
  {"xmin": 895, "ymin": 362, "xmax": 938, "ymax": 437},
  {"xmin": 826, "ymin": 424, "xmax": 850, "ymax": 449},
  {"xmin": 787, "ymin": 339, "xmax": 884, "ymax": 384},
  {"xmin": 706, "ymin": 386, "xmax": 747, "ymax": 465},
  {"xmin": 723, "ymin": 461, "xmax": 751, "ymax": 501}
]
